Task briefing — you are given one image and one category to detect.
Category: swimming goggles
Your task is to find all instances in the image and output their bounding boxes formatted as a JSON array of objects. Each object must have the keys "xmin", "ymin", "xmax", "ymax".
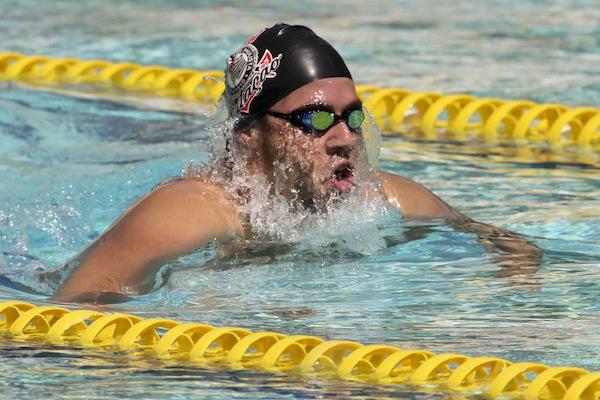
[{"xmin": 267, "ymin": 106, "xmax": 365, "ymax": 136}]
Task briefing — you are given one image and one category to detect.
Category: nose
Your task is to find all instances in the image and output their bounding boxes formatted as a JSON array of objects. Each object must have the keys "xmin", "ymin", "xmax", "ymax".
[{"xmin": 324, "ymin": 121, "xmax": 359, "ymax": 158}]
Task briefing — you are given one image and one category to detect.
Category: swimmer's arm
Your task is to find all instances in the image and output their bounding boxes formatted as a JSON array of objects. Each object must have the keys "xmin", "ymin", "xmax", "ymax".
[
  {"xmin": 53, "ymin": 179, "xmax": 243, "ymax": 303},
  {"xmin": 446, "ymin": 218, "xmax": 542, "ymax": 277},
  {"xmin": 379, "ymin": 171, "xmax": 542, "ymax": 274}
]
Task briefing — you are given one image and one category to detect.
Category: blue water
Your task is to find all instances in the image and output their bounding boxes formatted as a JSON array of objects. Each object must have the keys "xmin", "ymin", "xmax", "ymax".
[{"xmin": 1, "ymin": 0, "xmax": 600, "ymax": 398}]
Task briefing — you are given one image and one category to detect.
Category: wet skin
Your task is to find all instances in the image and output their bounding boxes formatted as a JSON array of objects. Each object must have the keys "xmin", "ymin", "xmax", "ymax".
[{"xmin": 53, "ymin": 78, "xmax": 541, "ymax": 303}]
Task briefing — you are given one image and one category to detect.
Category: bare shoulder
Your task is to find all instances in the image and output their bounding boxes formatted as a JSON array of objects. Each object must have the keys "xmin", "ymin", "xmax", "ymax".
[
  {"xmin": 145, "ymin": 178, "xmax": 234, "ymax": 210},
  {"xmin": 93, "ymin": 176, "xmax": 245, "ymax": 265},
  {"xmin": 378, "ymin": 171, "xmax": 461, "ymax": 219},
  {"xmin": 132, "ymin": 178, "xmax": 244, "ymax": 237}
]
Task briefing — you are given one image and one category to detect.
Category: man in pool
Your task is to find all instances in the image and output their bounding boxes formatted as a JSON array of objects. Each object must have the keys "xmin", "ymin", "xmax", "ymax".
[{"xmin": 54, "ymin": 23, "xmax": 541, "ymax": 303}]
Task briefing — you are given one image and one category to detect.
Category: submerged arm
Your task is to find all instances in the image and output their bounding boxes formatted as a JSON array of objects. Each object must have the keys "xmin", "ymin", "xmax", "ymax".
[
  {"xmin": 379, "ymin": 171, "xmax": 542, "ymax": 274},
  {"xmin": 447, "ymin": 217, "xmax": 542, "ymax": 276},
  {"xmin": 53, "ymin": 179, "xmax": 243, "ymax": 303}
]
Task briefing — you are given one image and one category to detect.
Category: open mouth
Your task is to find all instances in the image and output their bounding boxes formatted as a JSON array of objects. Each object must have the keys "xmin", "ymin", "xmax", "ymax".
[
  {"xmin": 326, "ymin": 163, "xmax": 356, "ymax": 193},
  {"xmin": 335, "ymin": 164, "xmax": 353, "ymax": 181}
]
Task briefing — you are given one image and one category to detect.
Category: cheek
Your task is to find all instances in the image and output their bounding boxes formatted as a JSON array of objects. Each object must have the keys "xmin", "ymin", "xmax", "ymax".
[{"xmin": 271, "ymin": 129, "xmax": 322, "ymax": 170}]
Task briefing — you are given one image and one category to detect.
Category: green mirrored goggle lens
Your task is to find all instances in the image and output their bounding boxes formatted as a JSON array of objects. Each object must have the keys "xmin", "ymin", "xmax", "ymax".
[
  {"xmin": 309, "ymin": 111, "xmax": 335, "ymax": 130},
  {"xmin": 347, "ymin": 109, "xmax": 365, "ymax": 129}
]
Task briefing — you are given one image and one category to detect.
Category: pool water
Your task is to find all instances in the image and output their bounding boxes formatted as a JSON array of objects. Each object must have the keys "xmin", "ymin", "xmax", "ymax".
[{"xmin": 1, "ymin": 0, "xmax": 600, "ymax": 398}]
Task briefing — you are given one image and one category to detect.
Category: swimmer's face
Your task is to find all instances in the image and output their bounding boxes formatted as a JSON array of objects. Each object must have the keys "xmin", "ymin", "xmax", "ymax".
[{"xmin": 261, "ymin": 77, "xmax": 366, "ymax": 205}]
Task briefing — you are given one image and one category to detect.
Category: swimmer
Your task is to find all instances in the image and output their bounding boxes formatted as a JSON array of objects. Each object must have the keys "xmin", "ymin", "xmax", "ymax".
[{"xmin": 53, "ymin": 23, "xmax": 541, "ymax": 303}]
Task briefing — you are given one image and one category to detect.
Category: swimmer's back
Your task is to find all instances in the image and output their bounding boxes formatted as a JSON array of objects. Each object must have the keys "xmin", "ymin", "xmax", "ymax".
[{"xmin": 53, "ymin": 178, "xmax": 244, "ymax": 302}]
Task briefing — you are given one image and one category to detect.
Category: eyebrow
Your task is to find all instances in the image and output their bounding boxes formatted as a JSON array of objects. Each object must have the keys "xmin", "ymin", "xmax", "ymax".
[{"xmin": 292, "ymin": 100, "xmax": 363, "ymax": 114}]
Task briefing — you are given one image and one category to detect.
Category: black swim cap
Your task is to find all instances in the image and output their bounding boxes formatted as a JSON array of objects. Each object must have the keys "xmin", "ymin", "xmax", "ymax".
[{"xmin": 223, "ymin": 23, "xmax": 353, "ymax": 119}]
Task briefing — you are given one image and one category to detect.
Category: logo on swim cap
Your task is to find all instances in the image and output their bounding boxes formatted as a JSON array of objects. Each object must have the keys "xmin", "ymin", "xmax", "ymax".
[
  {"xmin": 225, "ymin": 43, "xmax": 282, "ymax": 115},
  {"xmin": 226, "ymin": 46, "xmax": 256, "ymax": 89}
]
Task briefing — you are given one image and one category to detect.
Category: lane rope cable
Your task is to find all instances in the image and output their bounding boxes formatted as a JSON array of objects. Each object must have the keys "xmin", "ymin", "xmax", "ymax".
[
  {"xmin": 1, "ymin": 52, "xmax": 599, "ymax": 151},
  {"xmin": 1, "ymin": 301, "xmax": 599, "ymax": 399}
]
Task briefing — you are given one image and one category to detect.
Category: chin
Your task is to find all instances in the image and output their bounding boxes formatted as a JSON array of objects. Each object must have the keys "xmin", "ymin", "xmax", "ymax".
[
  {"xmin": 283, "ymin": 172, "xmax": 356, "ymax": 208},
  {"xmin": 314, "ymin": 182, "xmax": 354, "ymax": 203}
]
